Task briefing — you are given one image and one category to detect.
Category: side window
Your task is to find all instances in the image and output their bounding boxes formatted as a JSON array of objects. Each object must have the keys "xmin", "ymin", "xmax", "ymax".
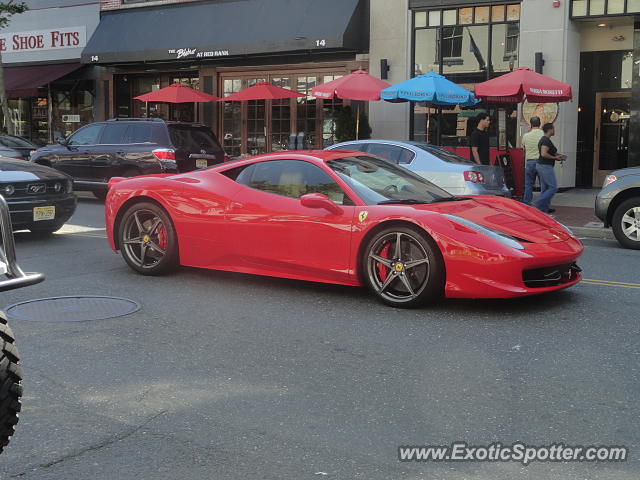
[
  {"xmin": 127, "ymin": 124, "xmax": 154, "ymax": 144},
  {"xmin": 336, "ymin": 143, "xmax": 367, "ymax": 152},
  {"xmin": 398, "ymin": 147, "xmax": 416, "ymax": 164},
  {"xmin": 67, "ymin": 124, "xmax": 104, "ymax": 146},
  {"xmin": 100, "ymin": 123, "xmax": 129, "ymax": 144},
  {"xmin": 366, "ymin": 144, "xmax": 404, "ymax": 164},
  {"xmin": 231, "ymin": 160, "xmax": 351, "ymax": 205}
]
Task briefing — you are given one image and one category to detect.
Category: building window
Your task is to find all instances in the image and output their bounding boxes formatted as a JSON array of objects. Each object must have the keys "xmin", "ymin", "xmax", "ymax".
[
  {"xmin": 571, "ymin": 0, "xmax": 640, "ymax": 16},
  {"xmin": 441, "ymin": 27, "xmax": 463, "ymax": 59},
  {"xmin": 412, "ymin": 4, "xmax": 521, "ymax": 147}
]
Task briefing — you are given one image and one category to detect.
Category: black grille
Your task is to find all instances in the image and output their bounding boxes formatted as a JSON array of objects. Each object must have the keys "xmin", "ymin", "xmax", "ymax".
[
  {"xmin": 523, "ymin": 263, "xmax": 582, "ymax": 288},
  {"xmin": 4, "ymin": 180, "xmax": 67, "ymax": 198}
]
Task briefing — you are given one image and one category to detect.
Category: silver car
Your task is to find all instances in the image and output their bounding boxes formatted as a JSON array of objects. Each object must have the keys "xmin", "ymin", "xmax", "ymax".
[{"xmin": 326, "ymin": 140, "xmax": 511, "ymax": 197}]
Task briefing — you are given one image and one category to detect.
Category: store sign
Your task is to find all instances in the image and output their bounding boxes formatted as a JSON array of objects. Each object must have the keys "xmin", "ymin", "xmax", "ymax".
[
  {"xmin": 167, "ymin": 48, "xmax": 230, "ymax": 60},
  {"xmin": 62, "ymin": 115, "xmax": 80, "ymax": 123},
  {"xmin": 0, "ymin": 26, "xmax": 86, "ymax": 53}
]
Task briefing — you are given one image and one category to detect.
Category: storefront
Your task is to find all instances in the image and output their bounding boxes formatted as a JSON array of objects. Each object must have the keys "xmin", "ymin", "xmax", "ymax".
[
  {"xmin": 82, "ymin": 0, "xmax": 369, "ymax": 156},
  {"xmin": 1, "ymin": 1, "xmax": 100, "ymax": 144}
]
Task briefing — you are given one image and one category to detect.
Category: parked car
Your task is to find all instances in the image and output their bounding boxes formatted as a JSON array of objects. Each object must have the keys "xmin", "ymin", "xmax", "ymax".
[
  {"xmin": 105, "ymin": 151, "xmax": 582, "ymax": 308},
  {"xmin": 326, "ymin": 140, "xmax": 511, "ymax": 197},
  {"xmin": 0, "ymin": 157, "xmax": 76, "ymax": 234},
  {"xmin": 0, "ymin": 195, "xmax": 45, "ymax": 454},
  {"xmin": 595, "ymin": 166, "xmax": 640, "ymax": 249},
  {"xmin": 0, "ymin": 135, "xmax": 39, "ymax": 161},
  {"xmin": 31, "ymin": 118, "xmax": 228, "ymax": 199}
]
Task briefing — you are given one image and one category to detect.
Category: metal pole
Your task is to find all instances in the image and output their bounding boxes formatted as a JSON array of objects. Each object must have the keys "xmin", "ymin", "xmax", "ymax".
[
  {"xmin": 356, "ymin": 103, "xmax": 360, "ymax": 140},
  {"xmin": 48, "ymin": 83, "xmax": 53, "ymax": 144}
]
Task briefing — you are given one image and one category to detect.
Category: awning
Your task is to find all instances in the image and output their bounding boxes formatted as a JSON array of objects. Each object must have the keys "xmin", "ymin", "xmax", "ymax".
[
  {"xmin": 81, "ymin": 0, "xmax": 367, "ymax": 64},
  {"xmin": 4, "ymin": 63, "xmax": 83, "ymax": 98}
]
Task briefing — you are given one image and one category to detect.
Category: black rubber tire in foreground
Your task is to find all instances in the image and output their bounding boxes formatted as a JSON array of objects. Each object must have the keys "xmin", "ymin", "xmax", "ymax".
[
  {"xmin": 0, "ymin": 313, "xmax": 22, "ymax": 454},
  {"xmin": 612, "ymin": 197, "xmax": 640, "ymax": 250}
]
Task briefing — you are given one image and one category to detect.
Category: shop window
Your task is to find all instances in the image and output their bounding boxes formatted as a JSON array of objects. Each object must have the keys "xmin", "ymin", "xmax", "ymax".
[
  {"xmin": 270, "ymin": 77, "xmax": 292, "ymax": 152},
  {"xmin": 296, "ymin": 76, "xmax": 317, "ymax": 149},
  {"xmin": 572, "ymin": 0, "xmax": 588, "ymax": 15},
  {"xmin": 629, "ymin": 0, "xmax": 640, "ymax": 12},
  {"xmin": 222, "ymin": 79, "xmax": 242, "ymax": 158},
  {"xmin": 474, "ymin": 6, "xmax": 490, "ymax": 23},
  {"xmin": 321, "ymin": 75, "xmax": 343, "ymax": 148},
  {"xmin": 491, "ymin": 23, "xmax": 519, "ymax": 72},
  {"xmin": 589, "ymin": 0, "xmax": 605, "ymax": 14},
  {"xmin": 506, "ymin": 4, "xmax": 520, "ymax": 20},
  {"xmin": 442, "ymin": 9, "xmax": 457, "ymax": 25},
  {"xmin": 491, "ymin": 5, "xmax": 505, "ymax": 22},
  {"xmin": 443, "ymin": 25, "xmax": 488, "ymax": 74},
  {"xmin": 607, "ymin": 0, "xmax": 624, "ymax": 13},
  {"xmin": 415, "ymin": 11, "xmax": 427, "ymax": 27}
]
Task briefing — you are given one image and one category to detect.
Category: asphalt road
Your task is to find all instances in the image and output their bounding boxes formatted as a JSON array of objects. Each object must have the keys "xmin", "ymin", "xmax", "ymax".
[{"xmin": 0, "ymin": 196, "xmax": 638, "ymax": 480}]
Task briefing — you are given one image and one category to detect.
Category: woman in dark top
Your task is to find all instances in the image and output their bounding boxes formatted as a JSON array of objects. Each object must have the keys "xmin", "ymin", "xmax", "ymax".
[{"xmin": 535, "ymin": 123, "xmax": 564, "ymax": 214}]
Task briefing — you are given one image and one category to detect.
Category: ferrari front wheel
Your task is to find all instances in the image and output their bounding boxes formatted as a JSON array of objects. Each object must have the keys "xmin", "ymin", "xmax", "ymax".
[
  {"xmin": 363, "ymin": 226, "xmax": 444, "ymax": 308},
  {"xmin": 119, "ymin": 202, "xmax": 179, "ymax": 275}
]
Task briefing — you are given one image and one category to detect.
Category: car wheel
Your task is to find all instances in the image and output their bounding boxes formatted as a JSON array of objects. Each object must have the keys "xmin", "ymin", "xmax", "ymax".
[
  {"xmin": 29, "ymin": 221, "xmax": 66, "ymax": 235},
  {"xmin": 119, "ymin": 202, "xmax": 178, "ymax": 275},
  {"xmin": 612, "ymin": 197, "xmax": 640, "ymax": 250},
  {"xmin": 362, "ymin": 225, "xmax": 445, "ymax": 308},
  {"xmin": 0, "ymin": 313, "xmax": 22, "ymax": 454}
]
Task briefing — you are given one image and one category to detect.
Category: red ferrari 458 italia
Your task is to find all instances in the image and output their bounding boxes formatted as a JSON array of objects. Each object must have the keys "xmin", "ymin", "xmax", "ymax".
[{"xmin": 105, "ymin": 150, "xmax": 583, "ymax": 308}]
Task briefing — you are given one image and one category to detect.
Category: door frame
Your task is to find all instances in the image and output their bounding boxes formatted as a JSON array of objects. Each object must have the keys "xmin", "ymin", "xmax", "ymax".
[{"xmin": 593, "ymin": 91, "xmax": 631, "ymax": 187}]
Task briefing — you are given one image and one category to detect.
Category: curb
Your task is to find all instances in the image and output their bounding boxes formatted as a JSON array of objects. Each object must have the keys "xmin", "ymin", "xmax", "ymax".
[{"xmin": 568, "ymin": 226, "xmax": 615, "ymax": 240}]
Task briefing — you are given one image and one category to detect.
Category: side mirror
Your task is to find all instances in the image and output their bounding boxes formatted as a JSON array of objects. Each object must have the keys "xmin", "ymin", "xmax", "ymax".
[
  {"xmin": 57, "ymin": 137, "xmax": 68, "ymax": 146},
  {"xmin": 300, "ymin": 193, "xmax": 343, "ymax": 215}
]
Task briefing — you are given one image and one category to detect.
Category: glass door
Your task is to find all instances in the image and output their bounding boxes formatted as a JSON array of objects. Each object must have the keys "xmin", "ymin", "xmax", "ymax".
[
  {"xmin": 270, "ymin": 76, "xmax": 292, "ymax": 152},
  {"xmin": 247, "ymin": 77, "xmax": 266, "ymax": 155},
  {"xmin": 593, "ymin": 92, "xmax": 631, "ymax": 187}
]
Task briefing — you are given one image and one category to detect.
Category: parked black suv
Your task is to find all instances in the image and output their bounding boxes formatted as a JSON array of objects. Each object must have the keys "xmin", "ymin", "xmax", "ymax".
[{"xmin": 30, "ymin": 119, "xmax": 227, "ymax": 198}]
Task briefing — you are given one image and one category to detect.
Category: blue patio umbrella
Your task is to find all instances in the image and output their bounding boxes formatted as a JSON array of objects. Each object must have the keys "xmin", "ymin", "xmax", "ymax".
[
  {"xmin": 380, "ymin": 72, "xmax": 479, "ymax": 106},
  {"xmin": 381, "ymin": 72, "xmax": 479, "ymax": 143}
]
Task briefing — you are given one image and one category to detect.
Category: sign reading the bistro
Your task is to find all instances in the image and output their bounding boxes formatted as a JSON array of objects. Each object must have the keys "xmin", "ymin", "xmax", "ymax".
[{"xmin": 168, "ymin": 48, "xmax": 230, "ymax": 59}]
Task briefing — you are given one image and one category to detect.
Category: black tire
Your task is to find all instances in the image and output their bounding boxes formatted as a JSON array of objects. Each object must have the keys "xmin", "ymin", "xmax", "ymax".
[
  {"xmin": 0, "ymin": 313, "xmax": 22, "ymax": 454},
  {"xmin": 361, "ymin": 225, "xmax": 445, "ymax": 308},
  {"xmin": 611, "ymin": 197, "xmax": 640, "ymax": 250},
  {"xmin": 118, "ymin": 201, "xmax": 179, "ymax": 275},
  {"xmin": 29, "ymin": 221, "xmax": 66, "ymax": 235},
  {"xmin": 92, "ymin": 190, "xmax": 107, "ymax": 200}
]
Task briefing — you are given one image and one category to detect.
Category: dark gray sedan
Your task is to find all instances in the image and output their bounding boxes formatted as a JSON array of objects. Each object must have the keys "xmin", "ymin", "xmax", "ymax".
[{"xmin": 595, "ymin": 166, "xmax": 640, "ymax": 249}]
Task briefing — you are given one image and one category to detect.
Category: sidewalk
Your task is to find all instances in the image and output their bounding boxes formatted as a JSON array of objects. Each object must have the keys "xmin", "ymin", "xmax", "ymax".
[{"xmin": 534, "ymin": 188, "xmax": 614, "ymax": 240}]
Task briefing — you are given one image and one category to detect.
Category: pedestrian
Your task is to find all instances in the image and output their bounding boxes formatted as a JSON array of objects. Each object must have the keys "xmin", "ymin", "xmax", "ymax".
[
  {"xmin": 535, "ymin": 123, "xmax": 565, "ymax": 214},
  {"xmin": 521, "ymin": 116, "xmax": 544, "ymax": 205},
  {"xmin": 469, "ymin": 113, "xmax": 491, "ymax": 166}
]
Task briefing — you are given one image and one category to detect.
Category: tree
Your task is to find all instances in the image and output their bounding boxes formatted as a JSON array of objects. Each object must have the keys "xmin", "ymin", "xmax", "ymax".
[
  {"xmin": 0, "ymin": 1, "xmax": 28, "ymax": 135},
  {"xmin": 335, "ymin": 105, "xmax": 372, "ymax": 143}
]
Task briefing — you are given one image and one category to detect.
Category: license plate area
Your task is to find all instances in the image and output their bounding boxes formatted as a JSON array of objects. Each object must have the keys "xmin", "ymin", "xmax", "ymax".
[
  {"xmin": 33, "ymin": 206, "xmax": 55, "ymax": 221},
  {"xmin": 195, "ymin": 159, "xmax": 208, "ymax": 169}
]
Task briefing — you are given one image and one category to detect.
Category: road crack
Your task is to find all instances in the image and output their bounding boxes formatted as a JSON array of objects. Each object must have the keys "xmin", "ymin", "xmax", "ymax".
[{"xmin": 8, "ymin": 410, "xmax": 167, "ymax": 478}]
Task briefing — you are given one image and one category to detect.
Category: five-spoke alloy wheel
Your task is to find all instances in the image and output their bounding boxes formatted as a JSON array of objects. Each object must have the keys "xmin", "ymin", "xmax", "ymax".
[
  {"xmin": 612, "ymin": 197, "xmax": 640, "ymax": 250},
  {"xmin": 362, "ymin": 226, "xmax": 444, "ymax": 308},
  {"xmin": 119, "ymin": 202, "xmax": 178, "ymax": 274}
]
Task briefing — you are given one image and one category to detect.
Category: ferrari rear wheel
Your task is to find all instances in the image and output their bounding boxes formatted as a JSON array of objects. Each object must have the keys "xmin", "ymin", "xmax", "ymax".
[
  {"xmin": 119, "ymin": 202, "xmax": 178, "ymax": 275},
  {"xmin": 0, "ymin": 313, "xmax": 22, "ymax": 454},
  {"xmin": 363, "ymin": 226, "xmax": 444, "ymax": 308}
]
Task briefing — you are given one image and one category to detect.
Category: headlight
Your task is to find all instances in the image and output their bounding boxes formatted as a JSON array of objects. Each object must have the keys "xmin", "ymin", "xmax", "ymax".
[
  {"xmin": 603, "ymin": 175, "xmax": 617, "ymax": 187},
  {"xmin": 443, "ymin": 214, "xmax": 525, "ymax": 250},
  {"xmin": 54, "ymin": 182, "xmax": 62, "ymax": 192},
  {"xmin": 66, "ymin": 179, "xmax": 73, "ymax": 193},
  {"xmin": 2, "ymin": 185, "xmax": 15, "ymax": 196}
]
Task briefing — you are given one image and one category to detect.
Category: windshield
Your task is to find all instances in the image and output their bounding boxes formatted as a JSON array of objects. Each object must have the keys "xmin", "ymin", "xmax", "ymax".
[
  {"xmin": 327, "ymin": 155, "xmax": 452, "ymax": 205},
  {"xmin": 413, "ymin": 143, "xmax": 475, "ymax": 164}
]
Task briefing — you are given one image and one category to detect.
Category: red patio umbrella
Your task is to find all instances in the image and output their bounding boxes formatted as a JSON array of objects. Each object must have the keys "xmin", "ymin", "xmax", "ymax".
[
  {"xmin": 311, "ymin": 70, "xmax": 391, "ymax": 101},
  {"xmin": 474, "ymin": 67, "xmax": 572, "ymax": 103},
  {"xmin": 222, "ymin": 82, "xmax": 305, "ymax": 101},
  {"xmin": 134, "ymin": 83, "xmax": 221, "ymax": 103},
  {"xmin": 312, "ymin": 70, "xmax": 391, "ymax": 139}
]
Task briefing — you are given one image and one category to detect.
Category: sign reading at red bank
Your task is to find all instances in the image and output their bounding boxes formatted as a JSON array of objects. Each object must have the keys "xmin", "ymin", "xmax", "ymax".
[{"xmin": 0, "ymin": 26, "xmax": 86, "ymax": 53}]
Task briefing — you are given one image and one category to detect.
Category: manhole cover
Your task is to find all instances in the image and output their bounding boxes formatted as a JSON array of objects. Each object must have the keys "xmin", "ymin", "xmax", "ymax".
[{"xmin": 4, "ymin": 296, "xmax": 141, "ymax": 322}]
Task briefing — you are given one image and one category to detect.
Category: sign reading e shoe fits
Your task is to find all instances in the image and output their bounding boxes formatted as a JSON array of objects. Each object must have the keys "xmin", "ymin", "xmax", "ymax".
[{"xmin": 0, "ymin": 26, "xmax": 86, "ymax": 53}]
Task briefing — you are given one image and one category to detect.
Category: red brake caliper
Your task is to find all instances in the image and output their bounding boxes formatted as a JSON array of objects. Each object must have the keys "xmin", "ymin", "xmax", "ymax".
[
  {"xmin": 157, "ymin": 224, "xmax": 168, "ymax": 250},
  {"xmin": 377, "ymin": 242, "xmax": 391, "ymax": 282}
]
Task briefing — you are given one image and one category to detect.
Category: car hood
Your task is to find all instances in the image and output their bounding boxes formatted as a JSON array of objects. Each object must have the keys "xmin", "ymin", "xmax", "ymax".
[
  {"xmin": 411, "ymin": 197, "xmax": 570, "ymax": 244},
  {"xmin": 0, "ymin": 157, "xmax": 70, "ymax": 181}
]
